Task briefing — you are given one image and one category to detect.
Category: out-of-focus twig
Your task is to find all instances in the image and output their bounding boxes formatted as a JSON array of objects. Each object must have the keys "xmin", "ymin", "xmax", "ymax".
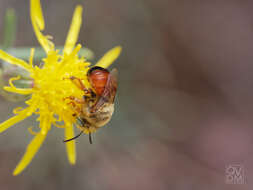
[{"xmin": 2, "ymin": 8, "xmax": 16, "ymax": 50}]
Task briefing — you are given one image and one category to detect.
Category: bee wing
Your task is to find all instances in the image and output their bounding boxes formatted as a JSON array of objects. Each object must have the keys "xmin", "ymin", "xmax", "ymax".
[
  {"xmin": 91, "ymin": 68, "xmax": 118, "ymax": 112},
  {"xmin": 104, "ymin": 68, "xmax": 118, "ymax": 101}
]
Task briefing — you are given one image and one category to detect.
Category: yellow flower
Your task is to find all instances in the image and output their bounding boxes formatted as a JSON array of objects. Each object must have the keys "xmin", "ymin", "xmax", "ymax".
[{"xmin": 0, "ymin": 0, "xmax": 121, "ymax": 176}]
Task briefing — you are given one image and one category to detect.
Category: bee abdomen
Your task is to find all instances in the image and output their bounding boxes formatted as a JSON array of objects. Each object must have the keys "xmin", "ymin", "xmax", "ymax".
[{"xmin": 85, "ymin": 103, "xmax": 114, "ymax": 128}]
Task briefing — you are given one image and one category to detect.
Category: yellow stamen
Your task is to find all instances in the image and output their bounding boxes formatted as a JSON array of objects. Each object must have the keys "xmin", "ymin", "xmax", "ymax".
[
  {"xmin": 13, "ymin": 107, "xmax": 24, "ymax": 114},
  {"xmin": 28, "ymin": 126, "xmax": 39, "ymax": 135}
]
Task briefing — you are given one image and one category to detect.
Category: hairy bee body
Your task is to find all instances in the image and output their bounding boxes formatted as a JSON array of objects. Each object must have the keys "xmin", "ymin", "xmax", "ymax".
[
  {"xmin": 80, "ymin": 102, "xmax": 114, "ymax": 129},
  {"xmin": 64, "ymin": 66, "xmax": 118, "ymax": 143}
]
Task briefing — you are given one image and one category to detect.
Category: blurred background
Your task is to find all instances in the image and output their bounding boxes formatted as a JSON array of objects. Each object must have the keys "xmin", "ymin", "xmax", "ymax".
[{"xmin": 0, "ymin": 0, "xmax": 253, "ymax": 189}]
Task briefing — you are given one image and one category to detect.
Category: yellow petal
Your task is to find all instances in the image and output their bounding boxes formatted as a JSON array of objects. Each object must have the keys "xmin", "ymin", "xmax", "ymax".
[
  {"xmin": 65, "ymin": 123, "xmax": 76, "ymax": 164},
  {"xmin": 0, "ymin": 107, "xmax": 35, "ymax": 133},
  {"xmin": 13, "ymin": 118, "xmax": 49, "ymax": 175},
  {"xmin": 29, "ymin": 48, "xmax": 35, "ymax": 67},
  {"xmin": 95, "ymin": 46, "xmax": 122, "ymax": 68},
  {"xmin": 0, "ymin": 50, "xmax": 31, "ymax": 71},
  {"xmin": 4, "ymin": 86, "xmax": 33, "ymax": 95},
  {"xmin": 63, "ymin": 5, "xmax": 83, "ymax": 55},
  {"xmin": 31, "ymin": 0, "xmax": 44, "ymax": 30},
  {"xmin": 3, "ymin": 75, "xmax": 33, "ymax": 95},
  {"xmin": 30, "ymin": 0, "xmax": 54, "ymax": 53}
]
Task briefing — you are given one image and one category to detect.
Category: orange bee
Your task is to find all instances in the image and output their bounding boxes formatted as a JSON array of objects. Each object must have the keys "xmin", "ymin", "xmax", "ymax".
[{"xmin": 64, "ymin": 66, "xmax": 118, "ymax": 144}]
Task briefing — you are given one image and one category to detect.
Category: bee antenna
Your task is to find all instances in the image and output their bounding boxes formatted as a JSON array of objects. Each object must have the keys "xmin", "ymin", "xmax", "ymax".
[
  {"xmin": 89, "ymin": 132, "xmax": 93, "ymax": 144},
  {"xmin": 63, "ymin": 131, "xmax": 83, "ymax": 143}
]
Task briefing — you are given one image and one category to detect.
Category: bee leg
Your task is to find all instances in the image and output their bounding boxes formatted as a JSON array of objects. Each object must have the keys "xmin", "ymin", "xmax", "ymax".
[
  {"xmin": 66, "ymin": 76, "xmax": 90, "ymax": 94},
  {"xmin": 71, "ymin": 106, "xmax": 83, "ymax": 117},
  {"xmin": 89, "ymin": 132, "xmax": 93, "ymax": 144},
  {"xmin": 64, "ymin": 96, "xmax": 85, "ymax": 104},
  {"xmin": 77, "ymin": 118, "xmax": 93, "ymax": 144},
  {"xmin": 82, "ymin": 93, "xmax": 96, "ymax": 104},
  {"xmin": 63, "ymin": 96, "xmax": 85, "ymax": 117},
  {"xmin": 76, "ymin": 117, "xmax": 86, "ymax": 126}
]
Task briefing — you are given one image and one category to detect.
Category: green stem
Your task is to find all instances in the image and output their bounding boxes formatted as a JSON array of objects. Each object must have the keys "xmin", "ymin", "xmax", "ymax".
[{"xmin": 2, "ymin": 8, "xmax": 17, "ymax": 50}]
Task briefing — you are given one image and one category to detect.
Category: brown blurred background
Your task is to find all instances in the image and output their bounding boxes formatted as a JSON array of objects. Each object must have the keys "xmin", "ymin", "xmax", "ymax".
[{"xmin": 0, "ymin": 0, "xmax": 253, "ymax": 189}]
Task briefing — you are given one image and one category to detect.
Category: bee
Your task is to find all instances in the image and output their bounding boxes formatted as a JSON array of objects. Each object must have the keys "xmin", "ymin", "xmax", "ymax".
[{"xmin": 63, "ymin": 66, "xmax": 118, "ymax": 144}]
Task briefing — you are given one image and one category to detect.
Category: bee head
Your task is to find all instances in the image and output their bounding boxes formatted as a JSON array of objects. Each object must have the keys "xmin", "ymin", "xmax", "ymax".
[{"xmin": 87, "ymin": 66, "xmax": 108, "ymax": 77}]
